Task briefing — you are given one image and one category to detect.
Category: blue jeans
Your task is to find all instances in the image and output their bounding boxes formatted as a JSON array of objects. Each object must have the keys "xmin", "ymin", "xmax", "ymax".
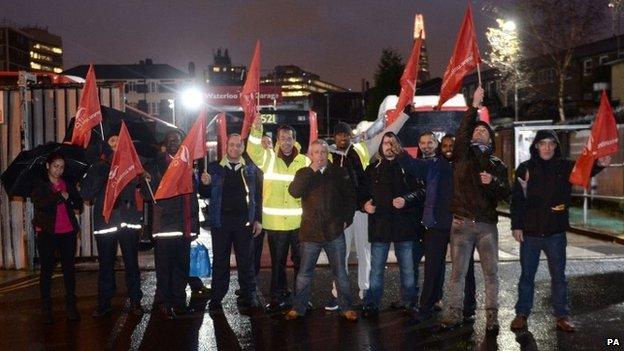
[
  {"xmin": 364, "ymin": 241, "xmax": 416, "ymax": 308},
  {"xmin": 413, "ymin": 236, "xmax": 424, "ymax": 298},
  {"xmin": 515, "ymin": 232, "xmax": 570, "ymax": 318},
  {"xmin": 293, "ymin": 234, "xmax": 353, "ymax": 315}
]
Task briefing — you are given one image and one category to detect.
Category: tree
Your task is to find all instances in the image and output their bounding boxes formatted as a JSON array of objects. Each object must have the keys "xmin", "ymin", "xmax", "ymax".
[
  {"xmin": 365, "ymin": 49, "xmax": 404, "ymax": 120},
  {"xmin": 505, "ymin": 0, "xmax": 607, "ymax": 121},
  {"xmin": 485, "ymin": 19, "xmax": 531, "ymax": 120}
]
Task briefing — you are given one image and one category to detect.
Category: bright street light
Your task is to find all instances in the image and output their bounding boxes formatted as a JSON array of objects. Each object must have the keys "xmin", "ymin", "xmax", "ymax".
[
  {"xmin": 503, "ymin": 20, "xmax": 516, "ymax": 32},
  {"xmin": 180, "ymin": 87, "xmax": 203, "ymax": 110}
]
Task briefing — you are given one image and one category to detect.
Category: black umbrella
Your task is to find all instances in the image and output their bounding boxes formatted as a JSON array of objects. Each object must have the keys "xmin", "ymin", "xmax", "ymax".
[{"xmin": 0, "ymin": 143, "xmax": 88, "ymax": 197}]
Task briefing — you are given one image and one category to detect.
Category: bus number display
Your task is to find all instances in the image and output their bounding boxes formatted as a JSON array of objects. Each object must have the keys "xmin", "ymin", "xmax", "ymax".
[{"xmin": 260, "ymin": 114, "xmax": 277, "ymax": 124}]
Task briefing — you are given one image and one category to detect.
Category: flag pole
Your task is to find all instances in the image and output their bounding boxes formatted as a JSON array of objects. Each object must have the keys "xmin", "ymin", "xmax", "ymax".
[
  {"xmin": 99, "ymin": 122, "xmax": 105, "ymax": 141},
  {"xmin": 477, "ymin": 64, "xmax": 482, "ymax": 86},
  {"xmin": 144, "ymin": 178, "xmax": 157, "ymax": 204}
]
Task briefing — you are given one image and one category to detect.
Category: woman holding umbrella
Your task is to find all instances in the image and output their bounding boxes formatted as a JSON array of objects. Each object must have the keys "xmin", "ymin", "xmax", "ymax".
[{"xmin": 31, "ymin": 152, "xmax": 83, "ymax": 324}]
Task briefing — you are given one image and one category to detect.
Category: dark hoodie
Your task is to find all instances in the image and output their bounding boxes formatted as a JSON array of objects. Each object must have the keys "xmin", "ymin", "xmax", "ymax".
[
  {"xmin": 450, "ymin": 108, "xmax": 510, "ymax": 223},
  {"xmin": 361, "ymin": 132, "xmax": 425, "ymax": 242},
  {"xmin": 510, "ymin": 130, "xmax": 604, "ymax": 236}
]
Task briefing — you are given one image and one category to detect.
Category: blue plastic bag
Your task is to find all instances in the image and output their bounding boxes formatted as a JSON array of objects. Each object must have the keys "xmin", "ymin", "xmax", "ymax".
[{"xmin": 189, "ymin": 242, "xmax": 211, "ymax": 277}]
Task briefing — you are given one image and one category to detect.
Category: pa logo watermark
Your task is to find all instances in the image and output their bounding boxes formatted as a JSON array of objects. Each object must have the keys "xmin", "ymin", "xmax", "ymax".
[{"xmin": 606, "ymin": 338, "xmax": 620, "ymax": 346}]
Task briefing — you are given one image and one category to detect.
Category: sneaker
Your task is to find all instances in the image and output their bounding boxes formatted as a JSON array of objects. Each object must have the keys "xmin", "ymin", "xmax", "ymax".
[
  {"xmin": 340, "ymin": 310, "xmax": 358, "ymax": 322},
  {"xmin": 265, "ymin": 301, "xmax": 290, "ymax": 313},
  {"xmin": 234, "ymin": 289, "xmax": 241, "ymax": 296},
  {"xmin": 485, "ymin": 309, "xmax": 500, "ymax": 335},
  {"xmin": 284, "ymin": 309, "xmax": 301, "ymax": 320},
  {"xmin": 324, "ymin": 297, "xmax": 340, "ymax": 311}
]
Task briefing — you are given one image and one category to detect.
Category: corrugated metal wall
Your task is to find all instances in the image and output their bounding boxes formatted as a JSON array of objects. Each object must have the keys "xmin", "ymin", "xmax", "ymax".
[{"xmin": 0, "ymin": 84, "xmax": 122, "ymax": 269}]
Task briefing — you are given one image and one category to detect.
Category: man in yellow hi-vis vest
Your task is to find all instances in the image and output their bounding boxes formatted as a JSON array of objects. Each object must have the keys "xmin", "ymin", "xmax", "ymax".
[{"xmin": 247, "ymin": 113, "xmax": 310, "ymax": 312}]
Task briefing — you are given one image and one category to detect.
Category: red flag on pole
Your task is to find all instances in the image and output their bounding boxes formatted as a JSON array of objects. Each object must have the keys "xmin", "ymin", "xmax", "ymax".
[
  {"xmin": 154, "ymin": 109, "xmax": 208, "ymax": 200},
  {"xmin": 386, "ymin": 35, "xmax": 424, "ymax": 126},
  {"xmin": 569, "ymin": 90, "xmax": 619, "ymax": 187},
  {"xmin": 436, "ymin": 3, "xmax": 482, "ymax": 109},
  {"xmin": 71, "ymin": 64, "xmax": 102, "ymax": 148},
  {"xmin": 217, "ymin": 112, "xmax": 227, "ymax": 158},
  {"xmin": 308, "ymin": 110, "xmax": 318, "ymax": 151},
  {"xmin": 103, "ymin": 121, "xmax": 144, "ymax": 223},
  {"xmin": 240, "ymin": 40, "xmax": 261, "ymax": 139}
]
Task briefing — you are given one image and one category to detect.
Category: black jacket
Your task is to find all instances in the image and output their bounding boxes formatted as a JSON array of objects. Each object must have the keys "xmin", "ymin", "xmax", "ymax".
[
  {"xmin": 31, "ymin": 175, "xmax": 83, "ymax": 234},
  {"xmin": 362, "ymin": 152, "xmax": 425, "ymax": 243},
  {"xmin": 329, "ymin": 144, "xmax": 366, "ymax": 206},
  {"xmin": 510, "ymin": 130, "xmax": 604, "ymax": 236},
  {"xmin": 147, "ymin": 152, "xmax": 210, "ymax": 237},
  {"xmin": 289, "ymin": 163, "xmax": 356, "ymax": 243},
  {"xmin": 450, "ymin": 108, "xmax": 510, "ymax": 223},
  {"xmin": 80, "ymin": 156, "xmax": 143, "ymax": 233}
]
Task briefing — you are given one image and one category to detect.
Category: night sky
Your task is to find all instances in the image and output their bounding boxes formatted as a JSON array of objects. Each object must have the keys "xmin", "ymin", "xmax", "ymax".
[{"xmin": 5, "ymin": 0, "xmax": 496, "ymax": 90}]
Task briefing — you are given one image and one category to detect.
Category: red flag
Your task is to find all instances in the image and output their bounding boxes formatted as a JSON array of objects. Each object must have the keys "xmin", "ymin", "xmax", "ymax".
[
  {"xmin": 240, "ymin": 40, "xmax": 261, "ymax": 139},
  {"xmin": 71, "ymin": 64, "xmax": 102, "ymax": 148},
  {"xmin": 436, "ymin": 3, "xmax": 482, "ymax": 109},
  {"xmin": 386, "ymin": 35, "xmax": 423, "ymax": 126},
  {"xmin": 103, "ymin": 121, "xmax": 144, "ymax": 223},
  {"xmin": 154, "ymin": 109, "xmax": 207, "ymax": 200},
  {"xmin": 570, "ymin": 90, "xmax": 619, "ymax": 187},
  {"xmin": 308, "ymin": 110, "xmax": 318, "ymax": 151},
  {"xmin": 217, "ymin": 112, "xmax": 227, "ymax": 158}
]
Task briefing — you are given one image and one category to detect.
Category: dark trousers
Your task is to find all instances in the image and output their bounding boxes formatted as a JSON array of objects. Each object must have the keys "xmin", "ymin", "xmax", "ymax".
[
  {"xmin": 211, "ymin": 220, "xmax": 257, "ymax": 303},
  {"xmin": 95, "ymin": 229, "xmax": 142, "ymax": 309},
  {"xmin": 37, "ymin": 231, "xmax": 77, "ymax": 305},
  {"xmin": 515, "ymin": 232, "xmax": 569, "ymax": 318},
  {"xmin": 413, "ymin": 234, "xmax": 425, "ymax": 298},
  {"xmin": 154, "ymin": 236, "xmax": 191, "ymax": 309},
  {"xmin": 419, "ymin": 228, "xmax": 476, "ymax": 317},
  {"xmin": 267, "ymin": 229, "xmax": 300, "ymax": 302},
  {"xmin": 188, "ymin": 276, "xmax": 205, "ymax": 291},
  {"xmin": 253, "ymin": 230, "xmax": 266, "ymax": 277}
]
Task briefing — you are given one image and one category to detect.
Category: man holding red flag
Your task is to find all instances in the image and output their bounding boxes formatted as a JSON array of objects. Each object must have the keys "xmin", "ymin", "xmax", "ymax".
[
  {"xmin": 240, "ymin": 40, "xmax": 260, "ymax": 139},
  {"xmin": 147, "ymin": 113, "xmax": 211, "ymax": 319},
  {"xmin": 80, "ymin": 122, "xmax": 146, "ymax": 318},
  {"xmin": 436, "ymin": 3, "xmax": 481, "ymax": 109},
  {"xmin": 71, "ymin": 64, "xmax": 103, "ymax": 148},
  {"xmin": 509, "ymin": 96, "xmax": 615, "ymax": 332}
]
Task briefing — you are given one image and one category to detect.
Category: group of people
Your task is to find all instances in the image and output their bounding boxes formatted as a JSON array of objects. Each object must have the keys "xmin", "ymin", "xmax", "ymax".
[{"xmin": 32, "ymin": 86, "xmax": 612, "ymax": 335}]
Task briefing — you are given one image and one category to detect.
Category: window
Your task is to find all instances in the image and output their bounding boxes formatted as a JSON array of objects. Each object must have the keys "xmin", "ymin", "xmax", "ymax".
[
  {"xmin": 149, "ymin": 81, "xmax": 157, "ymax": 93},
  {"xmin": 599, "ymin": 55, "xmax": 609, "ymax": 65},
  {"xmin": 583, "ymin": 58, "xmax": 593, "ymax": 76}
]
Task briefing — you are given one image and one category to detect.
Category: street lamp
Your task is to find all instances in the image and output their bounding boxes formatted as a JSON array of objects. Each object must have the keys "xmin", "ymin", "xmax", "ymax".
[{"xmin": 180, "ymin": 87, "xmax": 203, "ymax": 111}]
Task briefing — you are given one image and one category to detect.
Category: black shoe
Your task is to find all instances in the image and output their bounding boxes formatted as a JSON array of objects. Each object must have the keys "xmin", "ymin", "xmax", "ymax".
[
  {"xmin": 129, "ymin": 302, "xmax": 144, "ymax": 316},
  {"xmin": 191, "ymin": 286, "xmax": 211, "ymax": 299},
  {"xmin": 362, "ymin": 305, "xmax": 379, "ymax": 319},
  {"xmin": 92, "ymin": 306, "xmax": 112, "ymax": 318},
  {"xmin": 265, "ymin": 301, "xmax": 290, "ymax": 313},
  {"xmin": 324, "ymin": 297, "xmax": 340, "ymax": 311},
  {"xmin": 234, "ymin": 289, "xmax": 241, "ymax": 296},
  {"xmin": 66, "ymin": 304, "xmax": 81, "ymax": 321},
  {"xmin": 389, "ymin": 300, "xmax": 407, "ymax": 311}
]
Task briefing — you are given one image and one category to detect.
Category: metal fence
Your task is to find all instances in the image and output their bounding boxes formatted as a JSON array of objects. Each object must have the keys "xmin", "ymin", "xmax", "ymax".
[{"xmin": 0, "ymin": 83, "xmax": 122, "ymax": 269}]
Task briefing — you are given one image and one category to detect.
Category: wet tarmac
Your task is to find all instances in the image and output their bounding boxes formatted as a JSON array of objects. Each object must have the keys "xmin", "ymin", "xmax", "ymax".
[{"xmin": 1, "ymin": 257, "xmax": 624, "ymax": 350}]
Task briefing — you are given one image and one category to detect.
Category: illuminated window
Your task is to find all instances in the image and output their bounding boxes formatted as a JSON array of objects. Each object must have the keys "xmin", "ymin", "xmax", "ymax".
[
  {"xmin": 53, "ymin": 67, "xmax": 62, "ymax": 73},
  {"xmin": 286, "ymin": 77, "xmax": 303, "ymax": 82},
  {"xmin": 52, "ymin": 47, "xmax": 62, "ymax": 54},
  {"xmin": 30, "ymin": 62, "xmax": 41, "ymax": 69},
  {"xmin": 213, "ymin": 67, "xmax": 220, "ymax": 72}
]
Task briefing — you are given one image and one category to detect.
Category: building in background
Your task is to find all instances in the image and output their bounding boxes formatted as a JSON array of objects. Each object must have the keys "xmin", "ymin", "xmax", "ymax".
[
  {"xmin": 0, "ymin": 24, "xmax": 63, "ymax": 73},
  {"xmin": 261, "ymin": 65, "xmax": 347, "ymax": 100},
  {"xmin": 204, "ymin": 48, "xmax": 246, "ymax": 86},
  {"xmin": 413, "ymin": 14, "xmax": 430, "ymax": 85},
  {"xmin": 64, "ymin": 59, "xmax": 191, "ymax": 123}
]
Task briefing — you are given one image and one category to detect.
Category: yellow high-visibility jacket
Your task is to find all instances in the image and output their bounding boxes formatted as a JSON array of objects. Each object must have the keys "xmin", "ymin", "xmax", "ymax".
[
  {"xmin": 353, "ymin": 140, "xmax": 371, "ymax": 169},
  {"xmin": 247, "ymin": 125, "xmax": 310, "ymax": 231}
]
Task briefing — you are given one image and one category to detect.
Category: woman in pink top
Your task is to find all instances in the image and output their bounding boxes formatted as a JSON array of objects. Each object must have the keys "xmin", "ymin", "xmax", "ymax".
[{"xmin": 31, "ymin": 152, "xmax": 83, "ymax": 324}]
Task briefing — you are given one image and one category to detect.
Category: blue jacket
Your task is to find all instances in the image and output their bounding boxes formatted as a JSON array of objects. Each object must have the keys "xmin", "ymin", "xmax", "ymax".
[
  {"xmin": 205, "ymin": 158, "xmax": 262, "ymax": 229},
  {"xmin": 422, "ymin": 157, "xmax": 454, "ymax": 230}
]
